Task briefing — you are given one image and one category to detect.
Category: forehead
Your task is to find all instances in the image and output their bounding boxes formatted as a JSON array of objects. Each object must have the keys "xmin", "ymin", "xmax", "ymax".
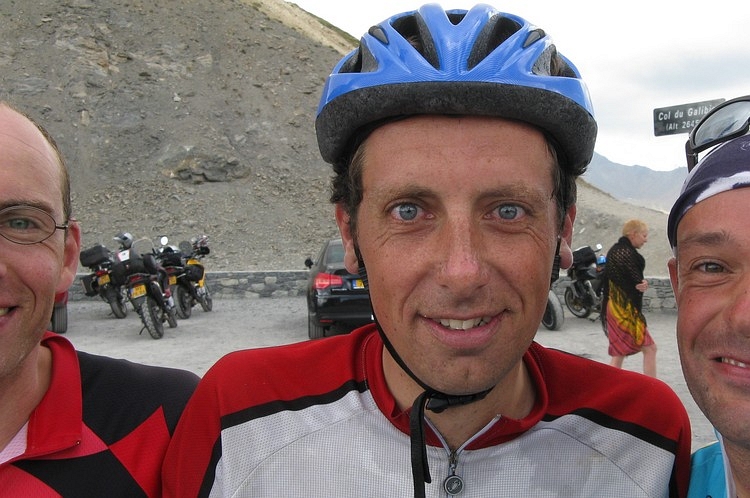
[
  {"xmin": 677, "ymin": 188, "xmax": 750, "ymax": 242},
  {"xmin": 0, "ymin": 106, "xmax": 62, "ymax": 209},
  {"xmin": 362, "ymin": 115, "xmax": 553, "ymax": 180}
]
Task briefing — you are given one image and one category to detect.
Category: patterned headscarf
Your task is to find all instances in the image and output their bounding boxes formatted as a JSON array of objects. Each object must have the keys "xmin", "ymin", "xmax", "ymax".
[{"xmin": 667, "ymin": 135, "xmax": 750, "ymax": 251}]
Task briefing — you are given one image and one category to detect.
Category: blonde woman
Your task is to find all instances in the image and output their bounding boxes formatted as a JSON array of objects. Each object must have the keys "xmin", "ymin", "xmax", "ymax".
[{"xmin": 603, "ymin": 219, "xmax": 656, "ymax": 376}]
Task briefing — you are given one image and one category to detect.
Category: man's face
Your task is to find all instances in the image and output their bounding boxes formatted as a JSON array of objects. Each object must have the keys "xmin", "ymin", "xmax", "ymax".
[
  {"xmin": 336, "ymin": 115, "xmax": 573, "ymax": 396},
  {"xmin": 0, "ymin": 106, "xmax": 80, "ymax": 379},
  {"xmin": 669, "ymin": 188, "xmax": 750, "ymax": 448}
]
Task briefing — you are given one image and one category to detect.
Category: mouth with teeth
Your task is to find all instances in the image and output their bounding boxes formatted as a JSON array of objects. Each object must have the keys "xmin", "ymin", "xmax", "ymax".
[
  {"xmin": 438, "ymin": 316, "xmax": 493, "ymax": 330},
  {"xmin": 0, "ymin": 308, "xmax": 9, "ymax": 317},
  {"xmin": 720, "ymin": 357, "xmax": 749, "ymax": 369}
]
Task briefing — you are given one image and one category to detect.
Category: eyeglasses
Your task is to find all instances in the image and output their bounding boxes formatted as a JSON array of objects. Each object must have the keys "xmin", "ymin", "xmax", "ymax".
[
  {"xmin": 0, "ymin": 205, "xmax": 69, "ymax": 245},
  {"xmin": 686, "ymin": 95, "xmax": 750, "ymax": 171}
]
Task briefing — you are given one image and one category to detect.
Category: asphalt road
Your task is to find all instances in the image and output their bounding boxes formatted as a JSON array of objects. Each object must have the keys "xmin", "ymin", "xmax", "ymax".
[{"xmin": 62, "ymin": 297, "xmax": 714, "ymax": 452}]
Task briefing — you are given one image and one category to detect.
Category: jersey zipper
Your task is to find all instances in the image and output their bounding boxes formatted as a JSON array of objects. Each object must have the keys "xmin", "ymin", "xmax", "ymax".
[{"xmin": 426, "ymin": 414, "xmax": 502, "ymax": 496}]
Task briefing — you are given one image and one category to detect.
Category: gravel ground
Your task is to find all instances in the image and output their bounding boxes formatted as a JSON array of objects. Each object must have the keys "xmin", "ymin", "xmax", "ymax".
[{"xmin": 64, "ymin": 297, "xmax": 714, "ymax": 452}]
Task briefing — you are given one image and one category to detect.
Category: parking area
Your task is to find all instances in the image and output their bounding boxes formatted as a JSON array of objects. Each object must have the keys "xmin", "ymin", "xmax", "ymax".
[{"xmin": 63, "ymin": 297, "xmax": 713, "ymax": 452}]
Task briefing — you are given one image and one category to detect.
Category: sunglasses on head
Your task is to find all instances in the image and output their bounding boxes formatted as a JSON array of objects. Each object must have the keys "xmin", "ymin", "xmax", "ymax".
[{"xmin": 686, "ymin": 95, "xmax": 750, "ymax": 171}]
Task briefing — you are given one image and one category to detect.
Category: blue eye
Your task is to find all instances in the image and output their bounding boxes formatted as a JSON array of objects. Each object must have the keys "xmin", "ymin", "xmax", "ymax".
[
  {"xmin": 497, "ymin": 205, "xmax": 524, "ymax": 220},
  {"xmin": 8, "ymin": 217, "xmax": 33, "ymax": 230},
  {"xmin": 394, "ymin": 203, "xmax": 419, "ymax": 221}
]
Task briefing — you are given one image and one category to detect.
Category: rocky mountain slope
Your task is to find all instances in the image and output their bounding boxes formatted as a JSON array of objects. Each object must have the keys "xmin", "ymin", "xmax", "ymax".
[{"xmin": 0, "ymin": 0, "xmax": 674, "ymax": 276}]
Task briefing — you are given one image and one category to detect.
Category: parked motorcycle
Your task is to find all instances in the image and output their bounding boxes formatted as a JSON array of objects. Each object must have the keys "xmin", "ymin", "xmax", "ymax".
[
  {"xmin": 79, "ymin": 243, "xmax": 129, "ymax": 318},
  {"xmin": 563, "ymin": 244, "xmax": 606, "ymax": 319},
  {"xmin": 172, "ymin": 235, "xmax": 213, "ymax": 319},
  {"xmin": 112, "ymin": 237, "xmax": 178, "ymax": 339}
]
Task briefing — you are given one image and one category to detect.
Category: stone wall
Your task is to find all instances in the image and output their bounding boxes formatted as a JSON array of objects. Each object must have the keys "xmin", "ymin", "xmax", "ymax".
[
  {"xmin": 69, "ymin": 271, "xmax": 309, "ymax": 301},
  {"xmin": 551, "ymin": 276, "xmax": 676, "ymax": 312},
  {"xmin": 70, "ymin": 271, "xmax": 676, "ymax": 311}
]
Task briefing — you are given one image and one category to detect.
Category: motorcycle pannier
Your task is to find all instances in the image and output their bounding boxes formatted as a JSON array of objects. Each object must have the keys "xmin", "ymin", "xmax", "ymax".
[
  {"xmin": 80, "ymin": 244, "xmax": 111, "ymax": 267},
  {"xmin": 80, "ymin": 274, "xmax": 98, "ymax": 296},
  {"xmin": 572, "ymin": 246, "xmax": 597, "ymax": 267},
  {"xmin": 185, "ymin": 264, "xmax": 205, "ymax": 282}
]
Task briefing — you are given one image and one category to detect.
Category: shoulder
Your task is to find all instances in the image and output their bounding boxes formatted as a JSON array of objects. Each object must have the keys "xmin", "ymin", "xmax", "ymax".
[
  {"xmin": 692, "ymin": 440, "xmax": 723, "ymax": 467},
  {"xmin": 689, "ymin": 441, "xmax": 726, "ymax": 497},
  {"xmin": 77, "ymin": 350, "xmax": 198, "ymax": 388},
  {"xmin": 200, "ymin": 325, "xmax": 376, "ymax": 396},
  {"xmin": 531, "ymin": 343, "xmax": 687, "ymax": 413},
  {"xmin": 77, "ymin": 351, "xmax": 199, "ymax": 408}
]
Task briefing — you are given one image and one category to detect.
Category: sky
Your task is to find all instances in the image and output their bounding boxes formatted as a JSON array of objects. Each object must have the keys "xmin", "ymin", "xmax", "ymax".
[{"xmin": 285, "ymin": 0, "xmax": 750, "ymax": 172}]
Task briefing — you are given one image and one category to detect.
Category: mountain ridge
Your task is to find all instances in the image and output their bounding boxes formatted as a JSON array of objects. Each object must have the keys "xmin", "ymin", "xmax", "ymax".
[
  {"xmin": 0, "ymin": 0, "xmax": 676, "ymax": 276},
  {"xmin": 585, "ymin": 153, "xmax": 686, "ymax": 213}
]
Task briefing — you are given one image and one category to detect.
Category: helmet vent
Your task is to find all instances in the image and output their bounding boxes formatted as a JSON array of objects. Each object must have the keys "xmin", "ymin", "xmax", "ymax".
[
  {"xmin": 467, "ymin": 15, "xmax": 522, "ymax": 70},
  {"xmin": 446, "ymin": 12, "xmax": 465, "ymax": 25},
  {"xmin": 338, "ymin": 51, "xmax": 362, "ymax": 74},
  {"xmin": 531, "ymin": 45, "xmax": 577, "ymax": 78},
  {"xmin": 391, "ymin": 14, "xmax": 440, "ymax": 69},
  {"xmin": 338, "ymin": 39, "xmax": 381, "ymax": 74}
]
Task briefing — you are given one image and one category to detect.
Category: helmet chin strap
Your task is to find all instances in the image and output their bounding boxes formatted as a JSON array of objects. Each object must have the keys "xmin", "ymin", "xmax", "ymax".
[
  {"xmin": 355, "ymin": 246, "xmax": 492, "ymax": 498},
  {"xmin": 551, "ymin": 236, "xmax": 562, "ymax": 285},
  {"xmin": 356, "ymin": 238, "xmax": 563, "ymax": 498}
]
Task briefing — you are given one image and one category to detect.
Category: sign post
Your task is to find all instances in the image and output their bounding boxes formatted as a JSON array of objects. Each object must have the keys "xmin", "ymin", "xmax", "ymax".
[{"xmin": 653, "ymin": 99, "xmax": 724, "ymax": 137}]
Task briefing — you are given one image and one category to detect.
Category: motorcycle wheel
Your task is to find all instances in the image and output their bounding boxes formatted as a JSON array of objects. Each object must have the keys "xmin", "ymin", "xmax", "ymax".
[
  {"xmin": 542, "ymin": 290, "xmax": 564, "ymax": 331},
  {"xmin": 175, "ymin": 285, "xmax": 192, "ymax": 319},
  {"xmin": 165, "ymin": 304, "xmax": 178, "ymax": 328},
  {"xmin": 106, "ymin": 287, "xmax": 128, "ymax": 319},
  {"xmin": 140, "ymin": 297, "xmax": 164, "ymax": 339},
  {"xmin": 200, "ymin": 286, "xmax": 213, "ymax": 312},
  {"xmin": 564, "ymin": 287, "xmax": 592, "ymax": 319},
  {"xmin": 51, "ymin": 305, "xmax": 68, "ymax": 334}
]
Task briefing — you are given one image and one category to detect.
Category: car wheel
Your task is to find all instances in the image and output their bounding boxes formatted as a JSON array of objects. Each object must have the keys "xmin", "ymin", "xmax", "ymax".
[{"xmin": 308, "ymin": 315, "xmax": 325, "ymax": 340}]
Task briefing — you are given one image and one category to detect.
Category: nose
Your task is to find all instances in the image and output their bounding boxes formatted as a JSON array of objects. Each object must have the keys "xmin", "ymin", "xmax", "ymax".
[
  {"xmin": 0, "ymin": 249, "xmax": 7, "ymax": 278},
  {"xmin": 434, "ymin": 218, "xmax": 490, "ymax": 295},
  {"xmin": 726, "ymin": 274, "xmax": 750, "ymax": 337}
]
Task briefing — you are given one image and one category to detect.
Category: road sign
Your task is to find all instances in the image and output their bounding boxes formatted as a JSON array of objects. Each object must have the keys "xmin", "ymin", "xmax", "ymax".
[{"xmin": 653, "ymin": 98, "xmax": 725, "ymax": 137}]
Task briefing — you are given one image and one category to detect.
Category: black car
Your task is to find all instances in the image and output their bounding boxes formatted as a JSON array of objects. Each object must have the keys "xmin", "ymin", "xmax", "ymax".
[{"xmin": 304, "ymin": 238, "xmax": 373, "ymax": 339}]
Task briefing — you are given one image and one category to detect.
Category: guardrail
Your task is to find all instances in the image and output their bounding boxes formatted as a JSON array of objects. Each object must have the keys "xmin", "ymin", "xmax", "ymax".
[{"xmin": 69, "ymin": 272, "xmax": 677, "ymax": 312}]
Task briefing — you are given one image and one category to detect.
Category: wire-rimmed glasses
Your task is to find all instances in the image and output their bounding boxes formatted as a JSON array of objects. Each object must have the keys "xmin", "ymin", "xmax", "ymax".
[{"xmin": 0, "ymin": 205, "xmax": 69, "ymax": 245}]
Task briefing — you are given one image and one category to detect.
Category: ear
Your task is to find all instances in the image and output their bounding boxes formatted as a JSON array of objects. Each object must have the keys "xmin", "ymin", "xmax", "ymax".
[
  {"xmin": 57, "ymin": 220, "xmax": 82, "ymax": 294},
  {"xmin": 667, "ymin": 257, "xmax": 679, "ymax": 301},
  {"xmin": 557, "ymin": 205, "xmax": 576, "ymax": 269},
  {"xmin": 335, "ymin": 204, "xmax": 361, "ymax": 274}
]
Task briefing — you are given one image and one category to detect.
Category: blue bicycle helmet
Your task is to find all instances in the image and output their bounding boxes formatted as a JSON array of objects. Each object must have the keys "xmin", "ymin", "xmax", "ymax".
[{"xmin": 316, "ymin": 3, "xmax": 597, "ymax": 172}]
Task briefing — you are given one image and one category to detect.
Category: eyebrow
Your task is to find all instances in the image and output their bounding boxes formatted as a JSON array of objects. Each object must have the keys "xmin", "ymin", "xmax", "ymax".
[
  {"xmin": 371, "ymin": 182, "xmax": 551, "ymax": 204},
  {"xmin": 0, "ymin": 199, "xmax": 55, "ymax": 214},
  {"xmin": 678, "ymin": 230, "xmax": 732, "ymax": 250}
]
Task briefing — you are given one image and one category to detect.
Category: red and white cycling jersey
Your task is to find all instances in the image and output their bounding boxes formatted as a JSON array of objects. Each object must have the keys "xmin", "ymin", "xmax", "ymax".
[{"xmin": 163, "ymin": 324, "xmax": 690, "ymax": 497}]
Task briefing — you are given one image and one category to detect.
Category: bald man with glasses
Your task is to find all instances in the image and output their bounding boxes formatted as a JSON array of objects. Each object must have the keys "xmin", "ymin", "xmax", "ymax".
[{"xmin": 0, "ymin": 101, "xmax": 199, "ymax": 497}]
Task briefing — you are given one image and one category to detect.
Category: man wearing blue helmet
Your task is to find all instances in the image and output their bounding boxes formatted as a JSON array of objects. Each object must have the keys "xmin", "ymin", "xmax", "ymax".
[
  {"xmin": 163, "ymin": 5, "xmax": 690, "ymax": 497},
  {"xmin": 667, "ymin": 95, "xmax": 750, "ymax": 498}
]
